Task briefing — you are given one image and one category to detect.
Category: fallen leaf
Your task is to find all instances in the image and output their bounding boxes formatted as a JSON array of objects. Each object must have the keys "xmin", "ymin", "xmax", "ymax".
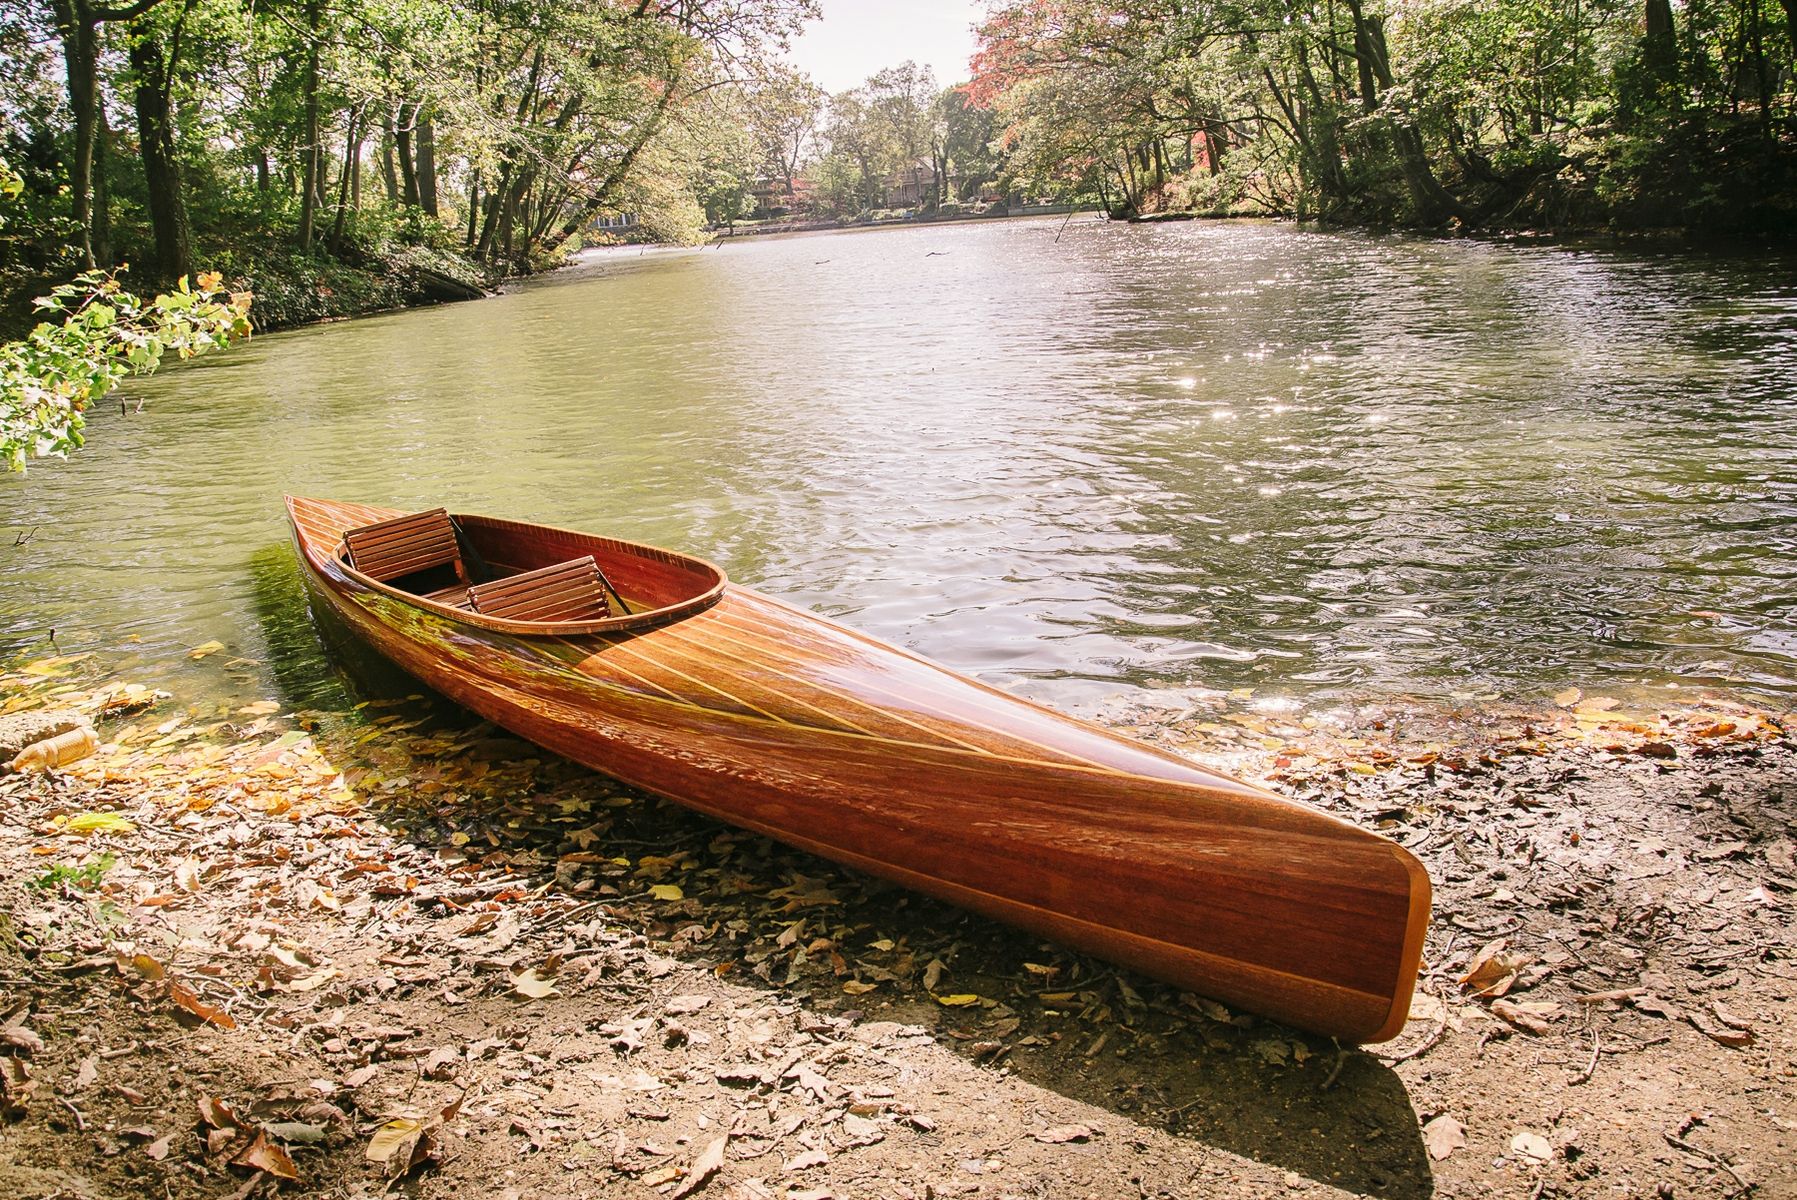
[
  {"xmin": 231, "ymin": 1129, "xmax": 299, "ymax": 1180},
  {"xmin": 784, "ymin": 1149, "xmax": 829, "ymax": 1172},
  {"xmin": 1510, "ymin": 1131, "xmax": 1553, "ymax": 1162},
  {"xmin": 197, "ymin": 1095, "xmax": 242, "ymax": 1130},
  {"xmin": 188, "ymin": 640, "xmax": 226, "ymax": 660},
  {"xmin": 649, "ymin": 884, "xmax": 684, "ymax": 901},
  {"xmin": 671, "ymin": 1133, "xmax": 728, "ymax": 1198},
  {"xmin": 264, "ymin": 1121, "xmax": 327, "ymax": 1144},
  {"xmin": 511, "ymin": 969, "xmax": 559, "ymax": 1000},
  {"xmin": 1689, "ymin": 1011, "xmax": 1753, "ymax": 1048},
  {"xmin": 365, "ymin": 1118, "xmax": 423, "ymax": 1163},
  {"xmin": 1491, "ymin": 998, "xmax": 1560, "ymax": 1035},
  {"xmin": 1034, "ymin": 1124, "xmax": 1094, "ymax": 1144},
  {"xmin": 1460, "ymin": 938, "xmax": 1530, "ymax": 996},
  {"xmin": 934, "ymin": 993, "xmax": 981, "ymax": 1007},
  {"xmin": 0, "ymin": 1023, "xmax": 44, "ymax": 1055},
  {"xmin": 1423, "ymin": 1115, "xmax": 1466, "ymax": 1162},
  {"xmin": 62, "ymin": 811, "xmax": 135, "ymax": 836},
  {"xmin": 1553, "ymin": 688, "xmax": 1582, "ymax": 708},
  {"xmin": 168, "ymin": 981, "xmax": 237, "ymax": 1030},
  {"xmin": 0, "ymin": 1058, "xmax": 34, "ymax": 1119},
  {"xmin": 665, "ymin": 994, "xmax": 710, "ymax": 1015}
]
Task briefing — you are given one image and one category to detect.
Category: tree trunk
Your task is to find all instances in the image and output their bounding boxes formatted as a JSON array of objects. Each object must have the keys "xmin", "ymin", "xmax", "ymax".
[
  {"xmin": 329, "ymin": 105, "xmax": 360, "ymax": 253},
  {"xmin": 130, "ymin": 30, "xmax": 192, "ymax": 280},
  {"xmin": 53, "ymin": 1, "xmax": 101, "ymax": 268},
  {"xmin": 297, "ymin": 0, "xmax": 321, "ymax": 250},
  {"xmin": 1782, "ymin": 0, "xmax": 1797, "ymax": 65},
  {"xmin": 1642, "ymin": 0, "xmax": 1678, "ymax": 82},
  {"xmin": 394, "ymin": 102, "xmax": 420, "ymax": 207},
  {"xmin": 548, "ymin": 79, "xmax": 681, "ymax": 250},
  {"xmin": 380, "ymin": 111, "xmax": 399, "ymax": 201},
  {"xmin": 415, "ymin": 113, "xmax": 438, "ymax": 216},
  {"xmin": 93, "ymin": 100, "xmax": 113, "ymax": 268},
  {"xmin": 465, "ymin": 167, "xmax": 481, "ymax": 247}
]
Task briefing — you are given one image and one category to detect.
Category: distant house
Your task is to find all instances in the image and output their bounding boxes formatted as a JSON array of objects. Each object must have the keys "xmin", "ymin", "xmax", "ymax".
[
  {"xmin": 590, "ymin": 212, "xmax": 638, "ymax": 230},
  {"xmin": 882, "ymin": 160, "xmax": 937, "ymax": 208},
  {"xmin": 751, "ymin": 174, "xmax": 815, "ymax": 218}
]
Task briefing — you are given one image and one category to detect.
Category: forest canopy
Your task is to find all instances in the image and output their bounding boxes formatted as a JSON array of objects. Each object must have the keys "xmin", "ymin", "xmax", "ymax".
[{"xmin": 1, "ymin": 0, "xmax": 1790, "ymax": 346}]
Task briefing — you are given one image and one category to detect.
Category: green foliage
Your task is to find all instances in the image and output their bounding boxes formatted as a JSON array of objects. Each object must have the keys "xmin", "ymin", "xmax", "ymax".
[
  {"xmin": 966, "ymin": 0, "xmax": 1797, "ymax": 233},
  {"xmin": 29, "ymin": 852, "xmax": 117, "ymax": 892},
  {"xmin": 1, "ymin": 269, "xmax": 252, "ymax": 470}
]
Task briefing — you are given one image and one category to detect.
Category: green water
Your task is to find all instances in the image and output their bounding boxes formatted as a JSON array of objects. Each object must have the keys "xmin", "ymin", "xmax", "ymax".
[{"xmin": 3, "ymin": 219, "xmax": 1794, "ymax": 714}]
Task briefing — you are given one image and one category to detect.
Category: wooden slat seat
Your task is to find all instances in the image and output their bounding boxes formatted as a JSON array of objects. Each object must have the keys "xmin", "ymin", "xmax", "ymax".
[
  {"xmin": 467, "ymin": 556, "xmax": 612, "ymax": 623},
  {"xmin": 344, "ymin": 508, "xmax": 469, "ymax": 585}
]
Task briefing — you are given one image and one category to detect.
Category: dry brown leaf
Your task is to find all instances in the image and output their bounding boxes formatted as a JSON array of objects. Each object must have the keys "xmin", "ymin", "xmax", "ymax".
[
  {"xmin": 231, "ymin": 1129, "xmax": 299, "ymax": 1180},
  {"xmin": 1423, "ymin": 1115, "xmax": 1465, "ymax": 1162},
  {"xmin": 1553, "ymin": 688, "xmax": 1582, "ymax": 708},
  {"xmin": 1460, "ymin": 939, "xmax": 1530, "ymax": 996},
  {"xmin": 168, "ymin": 980, "xmax": 237, "ymax": 1030},
  {"xmin": 1510, "ymin": 1131, "xmax": 1553, "ymax": 1162},
  {"xmin": 1491, "ymin": 998, "xmax": 1560, "ymax": 1035},
  {"xmin": 671, "ymin": 1133, "xmax": 728, "ymax": 1198},
  {"xmin": 197, "ymin": 1094, "xmax": 245, "ymax": 1131},
  {"xmin": 0, "ymin": 1058, "xmax": 33, "ymax": 1119},
  {"xmin": 1689, "ymin": 1011, "xmax": 1754, "ymax": 1048},
  {"xmin": 783, "ymin": 1148, "xmax": 829, "ymax": 1172},
  {"xmin": 1034, "ymin": 1124, "xmax": 1094, "ymax": 1144}
]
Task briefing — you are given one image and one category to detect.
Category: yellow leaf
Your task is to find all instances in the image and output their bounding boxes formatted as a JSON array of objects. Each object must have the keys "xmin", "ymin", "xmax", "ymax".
[
  {"xmin": 61, "ymin": 811, "xmax": 135, "ymax": 836},
  {"xmin": 649, "ymin": 884, "xmax": 683, "ymax": 901},
  {"xmin": 1553, "ymin": 687, "xmax": 1582, "ymax": 708},
  {"xmin": 1346, "ymin": 762, "xmax": 1378, "ymax": 776},
  {"xmin": 935, "ymin": 993, "xmax": 981, "ymax": 1007},
  {"xmin": 188, "ymin": 640, "xmax": 225, "ymax": 660},
  {"xmin": 841, "ymin": 980, "xmax": 877, "ymax": 995},
  {"xmin": 511, "ymin": 969, "xmax": 559, "ymax": 1000},
  {"xmin": 365, "ymin": 1118, "xmax": 423, "ymax": 1163},
  {"xmin": 236, "ymin": 700, "xmax": 280, "ymax": 716}
]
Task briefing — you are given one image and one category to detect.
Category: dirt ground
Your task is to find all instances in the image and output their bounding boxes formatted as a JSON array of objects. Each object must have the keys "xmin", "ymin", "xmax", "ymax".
[{"xmin": 0, "ymin": 660, "xmax": 1792, "ymax": 1200}]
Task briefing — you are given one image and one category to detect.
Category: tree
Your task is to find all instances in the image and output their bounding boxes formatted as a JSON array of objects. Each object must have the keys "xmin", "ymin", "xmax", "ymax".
[
  {"xmin": 744, "ymin": 66, "xmax": 824, "ymax": 201},
  {"xmin": 49, "ymin": 0, "xmax": 169, "ymax": 268}
]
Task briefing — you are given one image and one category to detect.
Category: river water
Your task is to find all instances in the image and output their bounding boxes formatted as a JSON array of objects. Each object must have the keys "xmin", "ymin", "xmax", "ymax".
[{"xmin": 3, "ymin": 218, "xmax": 1795, "ymax": 715}]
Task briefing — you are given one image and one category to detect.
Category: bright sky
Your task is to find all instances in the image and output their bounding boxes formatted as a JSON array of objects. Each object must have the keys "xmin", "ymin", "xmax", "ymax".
[{"xmin": 786, "ymin": 0, "xmax": 985, "ymax": 94}]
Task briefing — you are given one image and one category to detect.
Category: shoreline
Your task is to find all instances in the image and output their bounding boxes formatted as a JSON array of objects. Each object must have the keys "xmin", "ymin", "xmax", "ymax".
[{"xmin": 1, "ymin": 651, "xmax": 1792, "ymax": 1197}]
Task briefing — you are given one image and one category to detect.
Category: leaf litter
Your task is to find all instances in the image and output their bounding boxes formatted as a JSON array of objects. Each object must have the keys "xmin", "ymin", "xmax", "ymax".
[{"xmin": 0, "ymin": 655, "xmax": 1793, "ymax": 1197}]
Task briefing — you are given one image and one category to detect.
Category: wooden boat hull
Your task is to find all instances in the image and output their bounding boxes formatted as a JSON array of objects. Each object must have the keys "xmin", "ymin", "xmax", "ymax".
[{"xmin": 286, "ymin": 497, "xmax": 1429, "ymax": 1042}]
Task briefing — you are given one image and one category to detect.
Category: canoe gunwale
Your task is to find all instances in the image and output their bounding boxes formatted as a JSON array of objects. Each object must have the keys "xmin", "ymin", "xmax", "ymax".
[
  {"xmin": 300, "ymin": 504, "xmax": 729, "ymax": 636},
  {"xmin": 283, "ymin": 494, "xmax": 1433, "ymax": 1044}
]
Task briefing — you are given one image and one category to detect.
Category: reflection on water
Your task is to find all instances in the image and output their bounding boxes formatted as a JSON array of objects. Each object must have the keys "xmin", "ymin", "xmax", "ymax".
[{"xmin": 2, "ymin": 219, "xmax": 1794, "ymax": 711}]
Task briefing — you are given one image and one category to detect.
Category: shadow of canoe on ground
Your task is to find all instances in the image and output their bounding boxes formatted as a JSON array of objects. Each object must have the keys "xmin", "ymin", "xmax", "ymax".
[{"xmin": 249, "ymin": 543, "xmax": 1435, "ymax": 1197}]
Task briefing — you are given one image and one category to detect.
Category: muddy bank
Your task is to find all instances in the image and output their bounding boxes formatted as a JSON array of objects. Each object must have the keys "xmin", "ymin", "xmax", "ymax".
[{"xmin": 0, "ymin": 658, "xmax": 1791, "ymax": 1199}]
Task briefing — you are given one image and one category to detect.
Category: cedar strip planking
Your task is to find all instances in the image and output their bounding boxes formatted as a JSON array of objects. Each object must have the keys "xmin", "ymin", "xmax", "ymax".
[{"xmin": 285, "ymin": 495, "xmax": 1430, "ymax": 1042}]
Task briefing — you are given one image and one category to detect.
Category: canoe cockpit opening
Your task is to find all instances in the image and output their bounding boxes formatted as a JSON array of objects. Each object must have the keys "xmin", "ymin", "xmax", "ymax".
[{"xmin": 332, "ymin": 506, "xmax": 726, "ymax": 632}]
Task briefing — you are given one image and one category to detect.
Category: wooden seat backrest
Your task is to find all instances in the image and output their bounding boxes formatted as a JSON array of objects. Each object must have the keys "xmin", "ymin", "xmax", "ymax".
[
  {"xmin": 343, "ymin": 508, "xmax": 467, "ymax": 584},
  {"xmin": 466, "ymin": 556, "xmax": 612, "ymax": 623}
]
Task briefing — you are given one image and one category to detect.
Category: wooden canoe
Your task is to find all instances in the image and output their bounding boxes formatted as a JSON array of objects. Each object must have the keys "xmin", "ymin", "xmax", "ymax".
[{"xmin": 285, "ymin": 496, "xmax": 1429, "ymax": 1042}]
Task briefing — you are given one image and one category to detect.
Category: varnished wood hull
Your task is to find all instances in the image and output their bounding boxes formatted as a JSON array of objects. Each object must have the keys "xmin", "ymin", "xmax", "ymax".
[{"xmin": 286, "ymin": 497, "xmax": 1429, "ymax": 1042}]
